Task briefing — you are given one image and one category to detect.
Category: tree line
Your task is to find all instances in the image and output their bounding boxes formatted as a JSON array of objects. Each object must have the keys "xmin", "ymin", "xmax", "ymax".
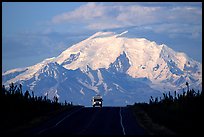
[
  {"xmin": 0, "ymin": 83, "xmax": 73, "ymax": 131},
  {"xmin": 1, "ymin": 83, "xmax": 72, "ymax": 106},
  {"xmin": 133, "ymin": 82, "xmax": 203, "ymax": 135}
]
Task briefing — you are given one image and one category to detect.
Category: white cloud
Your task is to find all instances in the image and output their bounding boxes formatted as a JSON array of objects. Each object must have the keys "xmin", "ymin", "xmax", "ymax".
[
  {"xmin": 52, "ymin": 2, "xmax": 107, "ymax": 24},
  {"xmin": 116, "ymin": 6, "xmax": 161, "ymax": 26},
  {"xmin": 50, "ymin": 2, "xmax": 202, "ymax": 36},
  {"xmin": 87, "ymin": 23, "xmax": 122, "ymax": 30}
]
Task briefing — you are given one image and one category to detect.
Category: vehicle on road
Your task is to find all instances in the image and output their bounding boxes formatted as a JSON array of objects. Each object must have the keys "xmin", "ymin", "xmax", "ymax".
[{"xmin": 92, "ymin": 95, "xmax": 103, "ymax": 107}]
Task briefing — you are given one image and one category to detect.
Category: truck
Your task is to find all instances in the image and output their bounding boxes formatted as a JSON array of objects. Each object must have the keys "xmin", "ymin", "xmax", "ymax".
[{"xmin": 92, "ymin": 95, "xmax": 103, "ymax": 107}]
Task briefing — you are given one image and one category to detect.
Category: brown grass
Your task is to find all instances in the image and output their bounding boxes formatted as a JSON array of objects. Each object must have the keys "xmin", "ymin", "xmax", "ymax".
[{"xmin": 130, "ymin": 105, "xmax": 176, "ymax": 135}]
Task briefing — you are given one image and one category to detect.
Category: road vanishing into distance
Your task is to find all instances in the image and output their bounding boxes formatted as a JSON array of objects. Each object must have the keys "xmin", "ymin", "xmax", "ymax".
[{"xmin": 25, "ymin": 107, "xmax": 146, "ymax": 135}]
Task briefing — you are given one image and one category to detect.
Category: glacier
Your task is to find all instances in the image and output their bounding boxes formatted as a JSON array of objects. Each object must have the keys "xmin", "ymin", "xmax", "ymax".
[{"xmin": 2, "ymin": 31, "xmax": 202, "ymax": 106}]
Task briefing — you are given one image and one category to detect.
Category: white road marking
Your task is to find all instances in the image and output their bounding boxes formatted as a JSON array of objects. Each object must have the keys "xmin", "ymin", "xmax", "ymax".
[
  {"xmin": 38, "ymin": 107, "xmax": 83, "ymax": 134},
  {"xmin": 119, "ymin": 107, "xmax": 126, "ymax": 135},
  {"xmin": 55, "ymin": 107, "xmax": 83, "ymax": 126}
]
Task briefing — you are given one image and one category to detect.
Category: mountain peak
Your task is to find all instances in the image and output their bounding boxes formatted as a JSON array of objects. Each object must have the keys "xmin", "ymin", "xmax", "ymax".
[
  {"xmin": 88, "ymin": 30, "xmax": 129, "ymax": 40},
  {"xmin": 89, "ymin": 31, "xmax": 116, "ymax": 39},
  {"xmin": 2, "ymin": 31, "xmax": 202, "ymax": 105},
  {"xmin": 116, "ymin": 30, "xmax": 128, "ymax": 37}
]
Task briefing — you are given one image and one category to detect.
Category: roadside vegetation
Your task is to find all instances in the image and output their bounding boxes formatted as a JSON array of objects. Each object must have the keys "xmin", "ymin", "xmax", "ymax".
[
  {"xmin": 0, "ymin": 83, "xmax": 77, "ymax": 134},
  {"xmin": 131, "ymin": 82, "xmax": 203, "ymax": 135}
]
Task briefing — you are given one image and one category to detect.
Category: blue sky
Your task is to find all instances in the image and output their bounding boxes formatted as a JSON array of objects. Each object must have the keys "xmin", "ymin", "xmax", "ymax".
[{"xmin": 2, "ymin": 2, "xmax": 202, "ymax": 72}]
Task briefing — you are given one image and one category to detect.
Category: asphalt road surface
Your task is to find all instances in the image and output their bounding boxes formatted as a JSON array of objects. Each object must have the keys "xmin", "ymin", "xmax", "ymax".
[{"xmin": 25, "ymin": 107, "xmax": 146, "ymax": 135}]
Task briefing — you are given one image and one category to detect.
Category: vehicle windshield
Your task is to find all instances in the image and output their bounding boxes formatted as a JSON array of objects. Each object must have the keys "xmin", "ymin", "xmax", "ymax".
[{"xmin": 94, "ymin": 98, "xmax": 102, "ymax": 102}]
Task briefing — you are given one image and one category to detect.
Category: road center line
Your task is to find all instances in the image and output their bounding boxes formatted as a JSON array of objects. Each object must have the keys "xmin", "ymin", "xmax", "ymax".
[
  {"xmin": 119, "ymin": 107, "xmax": 126, "ymax": 135},
  {"xmin": 38, "ymin": 107, "xmax": 84, "ymax": 134},
  {"xmin": 55, "ymin": 107, "xmax": 83, "ymax": 126}
]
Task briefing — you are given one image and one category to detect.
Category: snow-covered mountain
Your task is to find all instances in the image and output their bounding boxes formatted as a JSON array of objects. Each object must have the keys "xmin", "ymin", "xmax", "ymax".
[{"xmin": 2, "ymin": 31, "xmax": 202, "ymax": 106}]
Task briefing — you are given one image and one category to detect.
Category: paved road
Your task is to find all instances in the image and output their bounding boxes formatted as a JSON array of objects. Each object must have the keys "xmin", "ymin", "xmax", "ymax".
[{"xmin": 25, "ymin": 107, "xmax": 146, "ymax": 135}]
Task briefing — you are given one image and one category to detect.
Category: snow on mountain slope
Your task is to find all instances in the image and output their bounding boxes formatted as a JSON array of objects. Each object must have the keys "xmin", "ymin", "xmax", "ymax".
[
  {"xmin": 2, "ymin": 31, "xmax": 202, "ymax": 106},
  {"xmin": 55, "ymin": 31, "xmax": 124, "ymax": 71},
  {"xmin": 54, "ymin": 31, "xmax": 201, "ymax": 86},
  {"xmin": 3, "ymin": 57, "xmax": 56, "ymax": 85}
]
